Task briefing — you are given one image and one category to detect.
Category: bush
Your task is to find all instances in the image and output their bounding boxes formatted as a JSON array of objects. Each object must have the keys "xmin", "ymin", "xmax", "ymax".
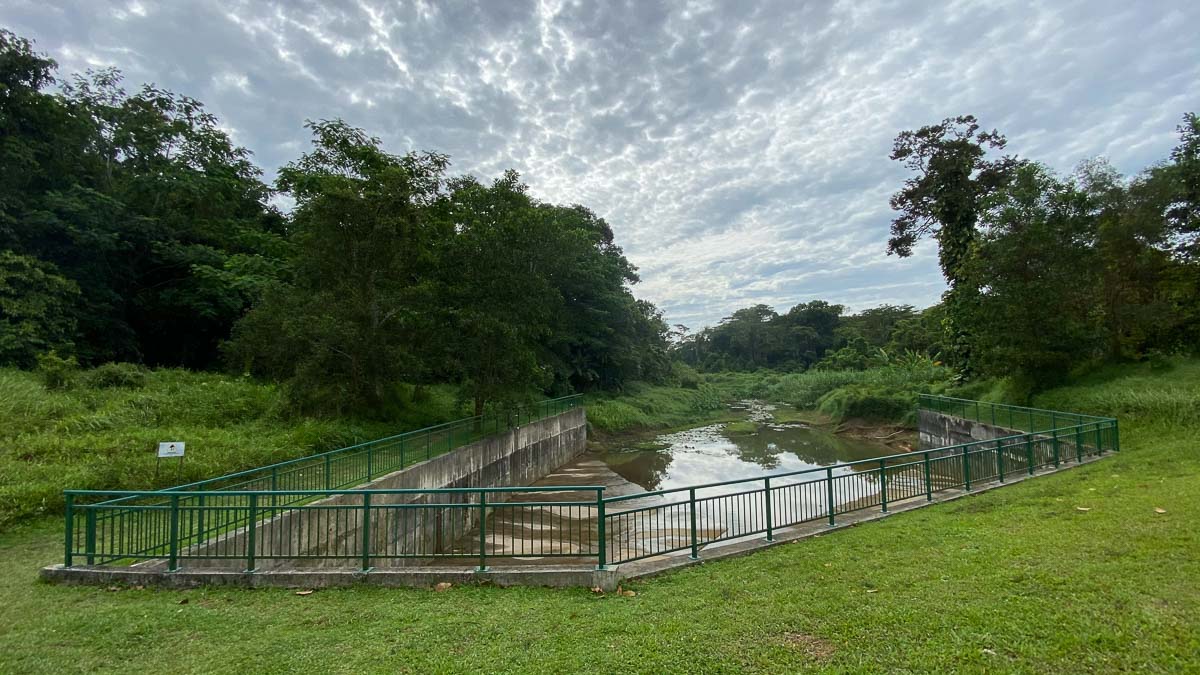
[
  {"xmin": 35, "ymin": 350, "xmax": 77, "ymax": 390},
  {"xmin": 82, "ymin": 362, "xmax": 148, "ymax": 389}
]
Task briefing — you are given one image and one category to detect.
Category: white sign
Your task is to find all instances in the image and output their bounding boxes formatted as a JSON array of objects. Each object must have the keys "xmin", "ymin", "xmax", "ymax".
[{"xmin": 157, "ymin": 442, "xmax": 186, "ymax": 458}]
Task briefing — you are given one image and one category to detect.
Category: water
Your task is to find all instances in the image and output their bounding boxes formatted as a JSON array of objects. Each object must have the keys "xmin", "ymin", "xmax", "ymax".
[
  {"xmin": 455, "ymin": 403, "xmax": 907, "ymax": 563},
  {"xmin": 596, "ymin": 412, "xmax": 896, "ymax": 494}
]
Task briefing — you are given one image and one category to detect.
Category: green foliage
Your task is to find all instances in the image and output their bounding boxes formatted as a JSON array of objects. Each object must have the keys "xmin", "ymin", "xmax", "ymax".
[
  {"xmin": 0, "ymin": 367, "xmax": 465, "ymax": 528},
  {"xmin": 0, "ymin": 252, "xmax": 79, "ymax": 367},
  {"xmin": 34, "ymin": 350, "xmax": 77, "ymax": 390},
  {"xmin": 81, "ymin": 362, "xmax": 148, "ymax": 389}
]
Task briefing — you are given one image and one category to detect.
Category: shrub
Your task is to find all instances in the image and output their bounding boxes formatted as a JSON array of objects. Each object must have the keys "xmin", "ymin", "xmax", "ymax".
[
  {"xmin": 35, "ymin": 350, "xmax": 77, "ymax": 390},
  {"xmin": 82, "ymin": 362, "xmax": 148, "ymax": 389}
]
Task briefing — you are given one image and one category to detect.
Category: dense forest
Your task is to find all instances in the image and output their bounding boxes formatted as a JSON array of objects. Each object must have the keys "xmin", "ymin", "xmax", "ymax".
[
  {"xmin": 2, "ymin": 30, "xmax": 1198, "ymax": 418},
  {"xmin": 0, "ymin": 31, "xmax": 668, "ymax": 416}
]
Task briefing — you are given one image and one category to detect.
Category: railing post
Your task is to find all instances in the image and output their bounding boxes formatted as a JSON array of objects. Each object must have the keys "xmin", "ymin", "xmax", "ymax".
[
  {"xmin": 688, "ymin": 487, "xmax": 699, "ymax": 559},
  {"xmin": 399, "ymin": 437, "xmax": 406, "ymax": 469},
  {"xmin": 924, "ymin": 453, "xmax": 933, "ymax": 501},
  {"xmin": 85, "ymin": 506, "xmax": 96, "ymax": 565},
  {"xmin": 361, "ymin": 492, "xmax": 372, "ymax": 572},
  {"xmin": 1052, "ymin": 429, "xmax": 1061, "ymax": 468},
  {"xmin": 1025, "ymin": 435, "xmax": 1035, "ymax": 475},
  {"xmin": 764, "ymin": 477, "xmax": 774, "ymax": 541},
  {"xmin": 826, "ymin": 467, "xmax": 836, "ymax": 526},
  {"xmin": 324, "ymin": 454, "xmax": 332, "ymax": 490},
  {"xmin": 879, "ymin": 460, "xmax": 888, "ymax": 513},
  {"xmin": 1095, "ymin": 425, "xmax": 1103, "ymax": 456},
  {"xmin": 426, "ymin": 432, "xmax": 432, "ymax": 461},
  {"xmin": 168, "ymin": 494, "xmax": 180, "ymax": 572},
  {"xmin": 963, "ymin": 445, "xmax": 972, "ymax": 491},
  {"xmin": 1113, "ymin": 420, "xmax": 1120, "ymax": 452},
  {"xmin": 196, "ymin": 487, "xmax": 207, "ymax": 550},
  {"xmin": 367, "ymin": 444, "xmax": 374, "ymax": 479},
  {"xmin": 1075, "ymin": 427, "xmax": 1084, "ymax": 463},
  {"xmin": 1028, "ymin": 409, "xmax": 1034, "ymax": 431},
  {"xmin": 64, "ymin": 493, "xmax": 74, "ymax": 568},
  {"xmin": 997, "ymin": 440, "xmax": 1005, "ymax": 483},
  {"xmin": 271, "ymin": 466, "xmax": 278, "ymax": 511},
  {"xmin": 246, "ymin": 493, "xmax": 258, "ymax": 573},
  {"xmin": 477, "ymin": 490, "xmax": 488, "ymax": 572},
  {"xmin": 596, "ymin": 488, "xmax": 607, "ymax": 570}
]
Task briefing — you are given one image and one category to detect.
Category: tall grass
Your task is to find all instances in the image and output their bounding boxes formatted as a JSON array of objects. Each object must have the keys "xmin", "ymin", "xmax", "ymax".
[
  {"xmin": 1031, "ymin": 358, "xmax": 1200, "ymax": 429},
  {"xmin": 0, "ymin": 368, "xmax": 466, "ymax": 529}
]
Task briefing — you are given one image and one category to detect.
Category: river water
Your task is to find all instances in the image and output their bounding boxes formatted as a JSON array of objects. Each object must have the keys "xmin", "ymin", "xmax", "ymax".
[
  {"xmin": 454, "ymin": 403, "xmax": 906, "ymax": 563},
  {"xmin": 594, "ymin": 402, "xmax": 896, "ymax": 493}
]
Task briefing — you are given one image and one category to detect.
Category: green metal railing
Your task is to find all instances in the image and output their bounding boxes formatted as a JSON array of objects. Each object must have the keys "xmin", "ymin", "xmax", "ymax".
[
  {"xmin": 64, "ymin": 486, "xmax": 604, "ymax": 572},
  {"xmin": 59, "ymin": 395, "xmax": 1116, "ymax": 573},
  {"xmin": 65, "ymin": 395, "xmax": 582, "ymax": 568},
  {"xmin": 595, "ymin": 395, "xmax": 1118, "ymax": 566}
]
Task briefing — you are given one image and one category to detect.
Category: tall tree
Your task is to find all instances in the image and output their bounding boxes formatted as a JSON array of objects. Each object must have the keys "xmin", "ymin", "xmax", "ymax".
[
  {"xmin": 227, "ymin": 120, "xmax": 448, "ymax": 414},
  {"xmin": 887, "ymin": 115, "xmax": 1020, "ymax": 373}
]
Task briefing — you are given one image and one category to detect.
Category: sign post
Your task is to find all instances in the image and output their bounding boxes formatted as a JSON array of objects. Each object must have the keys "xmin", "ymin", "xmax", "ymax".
[{"xmin": 156, "ymin": 442, "xmax": 186, "ymax": 481}]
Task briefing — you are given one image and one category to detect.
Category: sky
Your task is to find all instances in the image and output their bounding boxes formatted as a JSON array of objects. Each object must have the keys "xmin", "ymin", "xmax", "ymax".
[{"xmin": 4, "ymin": 0, "xmax": 1198, "ymax": 330}]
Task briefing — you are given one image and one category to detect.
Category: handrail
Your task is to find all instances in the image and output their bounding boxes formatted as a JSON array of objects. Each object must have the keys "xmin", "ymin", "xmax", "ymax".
[
  {"xmin": 58, "ymin": 395, "xmax": 1118, "ymax": 575},
  {"xmin": 93, "ymin": 394, "xmax": 583, "ymax": 507}
]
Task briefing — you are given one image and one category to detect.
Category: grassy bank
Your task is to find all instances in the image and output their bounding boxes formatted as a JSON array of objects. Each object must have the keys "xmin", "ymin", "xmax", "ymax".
[
  {"xmin": 0, "ymin": 360, "xmax": 1196, "ymax": 673},
  {"xmin": 586, "ymin": 363, "xmax": 953, "ymax": 435},
  {"xmin": 0, "ymin": 368, "xmax": 466, "ymax": 529}
]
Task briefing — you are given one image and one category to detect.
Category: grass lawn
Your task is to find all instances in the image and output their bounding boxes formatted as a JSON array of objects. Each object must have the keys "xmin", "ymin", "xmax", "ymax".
[{"xmin": 0, "ymin": 365, "xmax": 1197, "ymax": 673}]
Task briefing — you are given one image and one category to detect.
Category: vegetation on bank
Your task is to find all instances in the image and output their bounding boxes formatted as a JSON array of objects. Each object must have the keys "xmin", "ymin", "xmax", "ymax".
[
  {"xmin": 0, "ymin": 361, "xmax": 1196, "ymax": 674},
  {"xmin": 0, "ymin": 367, "xmax": 469, "ymax": 529}
]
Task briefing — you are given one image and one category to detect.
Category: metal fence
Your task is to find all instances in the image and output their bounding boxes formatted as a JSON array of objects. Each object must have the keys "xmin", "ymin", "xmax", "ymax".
[
  {"xmin": 599, "ymin": 395, "xmax": 1118, "ymax": 565},
  {"xmin": 63, "ymin": 395, "xmax": 582, "ymax": 569},
  {"xmin": 59, "ymin": 394, "xmax": 1116, "ymax": 573}
]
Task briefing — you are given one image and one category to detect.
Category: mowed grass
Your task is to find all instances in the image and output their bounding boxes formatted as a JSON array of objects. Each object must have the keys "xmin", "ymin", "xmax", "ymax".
[{"xmin": 0, "ymin": 362, "xmax": 1197, "ymax": 673}]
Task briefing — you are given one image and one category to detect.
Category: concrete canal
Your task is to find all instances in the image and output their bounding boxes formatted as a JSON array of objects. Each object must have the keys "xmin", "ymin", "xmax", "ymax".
[{"xmin": 455, "ymin": 402, "xmax": 904, "ymax": 563}]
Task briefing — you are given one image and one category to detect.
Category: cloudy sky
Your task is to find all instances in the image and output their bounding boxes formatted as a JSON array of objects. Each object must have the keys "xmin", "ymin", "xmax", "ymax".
[{"xmin": 5, "ymin": 1, "xmax": 1198, "ymax": 329}]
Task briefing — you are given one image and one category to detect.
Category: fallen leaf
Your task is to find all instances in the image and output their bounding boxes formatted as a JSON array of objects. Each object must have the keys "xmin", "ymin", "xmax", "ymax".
[
  {"xmin": 619, "ymin": 589, "xmax": 637, "ymax": 597},
  {"xmin": 177, "ymin": 598, "xmax": 189, "ymax": 605},
  {"xmin": 1154, "ymin": 507, "xmax": 1166, "ymax": 514},
  {"xmin": 294, "ymin": 590, "xmax": 314, "ymax": 596},
  {"xmin": 434, "ymin": 582, "xmax": 452, "ymax": 592},
  {"xmin": 1076, "ymin": 507, "xmax": 1091, "ymax": 512},
  {"xmin": 823, "ymin": 563, "xmax": 832, "ymax": 568},
  {"xmin": 105, "ymin": 586, "xmax": 119, "ymax": 592},
  {"xmin": 981, "ymin": 648, "xmax": 997, "ymax": 656},
  {"xmin": 589, "ymin": 587, "xmax": 604, "ymax": 594},
  {"xmin": 866, "ymin": 589, "xmax": 878, "ymax": 594}
]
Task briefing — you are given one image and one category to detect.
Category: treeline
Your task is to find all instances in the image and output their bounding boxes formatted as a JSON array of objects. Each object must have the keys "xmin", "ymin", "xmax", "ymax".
[
  {"xmin": 0, "ymin": 31, "xmax": 668, "ymax": 415},
  {"xmin": 889, "ymin": 115, "xmax": 1199, "ymax": 389},
  {"xmin": 676, "ymin": 113, "xmax": 1200, "ymax": 391},
  {"xmin": 672, "ymin": 302, "xmax": 942, "ymax": 372}
]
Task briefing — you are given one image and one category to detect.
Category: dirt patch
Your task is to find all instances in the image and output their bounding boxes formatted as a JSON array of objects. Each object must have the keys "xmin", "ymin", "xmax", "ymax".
[
  {"xmin": 781, "ymin": 632, "xmax": 836, "ymax": 661},
  {"xmin": 832, "ymin": 417, "xmax": 917, "ymax": 452}
]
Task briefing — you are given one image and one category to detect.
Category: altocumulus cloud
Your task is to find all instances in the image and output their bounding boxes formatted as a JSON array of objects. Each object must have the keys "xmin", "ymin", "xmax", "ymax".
[{"xmin": 4, "ymin": 0, "xmax": 1198, "ymax": 329}]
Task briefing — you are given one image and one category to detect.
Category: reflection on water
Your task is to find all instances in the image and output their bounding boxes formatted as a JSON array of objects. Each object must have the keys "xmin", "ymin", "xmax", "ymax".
[{"xmin": 599, "ymin": 417, "xmax": 894, "ymax": 493}]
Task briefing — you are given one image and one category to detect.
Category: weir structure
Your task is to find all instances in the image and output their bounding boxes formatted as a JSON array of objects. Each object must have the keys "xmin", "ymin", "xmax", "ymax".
[{"xmin": 41, "ymin": 395, "xmax": 1118, "ymax": 590}]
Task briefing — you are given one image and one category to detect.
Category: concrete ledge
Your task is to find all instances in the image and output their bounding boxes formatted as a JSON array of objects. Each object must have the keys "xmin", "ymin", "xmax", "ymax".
[{"xmin": 41, "ymin": 453, "xmax": 1108, "ymax": 590}]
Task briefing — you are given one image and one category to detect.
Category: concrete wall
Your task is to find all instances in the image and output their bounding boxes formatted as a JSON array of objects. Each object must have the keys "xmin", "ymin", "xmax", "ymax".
[
  {"xmin": 918, "ymin": 409, "xmax": 1024, "ymax": 451},
  {"xmin": 167, "ymin": 407, "xmax": 587, "ymax": 570}
]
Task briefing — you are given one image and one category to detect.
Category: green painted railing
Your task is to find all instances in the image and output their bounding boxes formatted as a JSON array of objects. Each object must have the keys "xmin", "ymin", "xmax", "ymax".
[
  {"xmin": 64, "ymin": 395, "xmax": 582, "ymax": 567},
  {"xmin": 595, "ymin": 395, "xmax": 1118, "ymax": 566},
  {"xmin": 60, "ymin": 395, "xmax": 1116, "ymax": 573}
]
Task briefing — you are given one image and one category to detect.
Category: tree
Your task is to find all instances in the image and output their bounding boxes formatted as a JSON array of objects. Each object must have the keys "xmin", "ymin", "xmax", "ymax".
[
  {"xmin": 887, "ymin": 115, "xmax": 1020, "ymax": 374},
  {"xmin": 0, "ymin": 252, "xmax": 79, "ymax": 367},
  {"xmin": 964, "ymin": 163, "xmax": 1102, "ymax": 385},
  {"xmin": 0, "ymin": 30, "xmax": 285, "ymax": 367},
  {"xmin": 227, "ymin": 120, "xmax": 448, "ymax": 414}
]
